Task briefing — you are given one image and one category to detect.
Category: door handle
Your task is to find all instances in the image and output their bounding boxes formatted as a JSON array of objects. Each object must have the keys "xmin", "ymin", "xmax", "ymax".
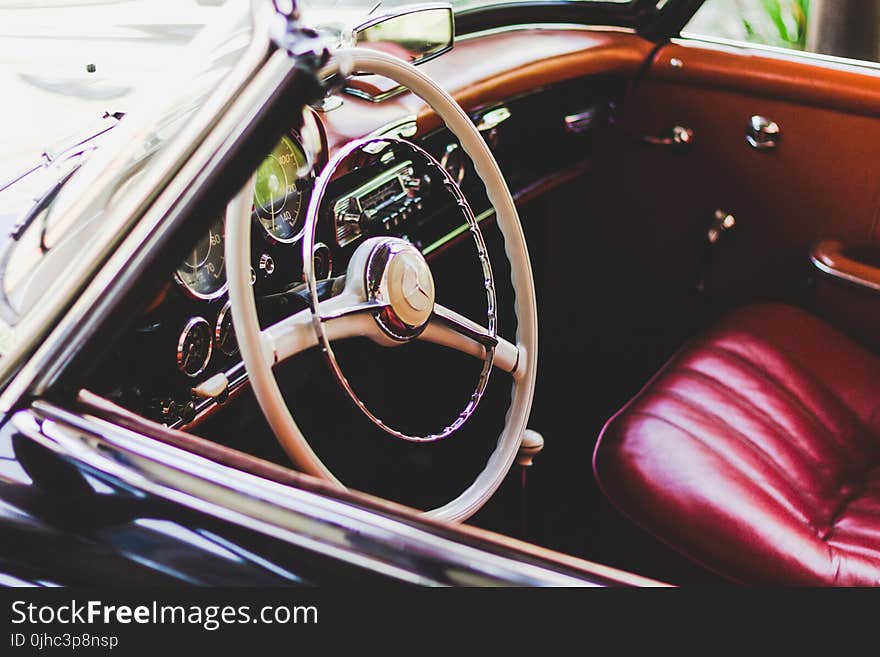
[
  {"xmin": 746, "ymin": 115, "xmax": 780, "ymax": 150},
  {"xmin": 642, "ymin": 125, "xmax": 694, "ymax": 150}
]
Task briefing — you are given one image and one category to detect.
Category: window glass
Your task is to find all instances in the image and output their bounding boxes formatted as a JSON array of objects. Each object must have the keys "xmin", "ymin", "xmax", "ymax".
[{"xmin": 685, "ymin": 1, "xmax": 880, "ymax": 64}]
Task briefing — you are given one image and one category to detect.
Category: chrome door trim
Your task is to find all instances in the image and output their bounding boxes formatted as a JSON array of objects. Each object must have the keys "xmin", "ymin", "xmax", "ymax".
[
  {"xmin": 675, "ymin": 34, "xmax": 880, "ymax": 76},
  {"xmin": 15, "ymin": 401, "xmax": 612, "ymax": 587}
]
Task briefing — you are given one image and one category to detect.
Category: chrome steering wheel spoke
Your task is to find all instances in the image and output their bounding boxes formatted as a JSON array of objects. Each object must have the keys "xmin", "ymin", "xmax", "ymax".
[
  {"xmin": 420, "ymin": 304, "xmax": 520, "ymax": 375},
  {"xmin": 260, "ymin": 293, "xmax": 392, "ymax": 367}
]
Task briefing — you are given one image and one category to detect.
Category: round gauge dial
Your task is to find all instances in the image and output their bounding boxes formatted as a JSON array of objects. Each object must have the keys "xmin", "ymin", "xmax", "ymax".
[
  {"xmin": 174, "ymin": 216, "xmax": 227, "ymax": 300},
  {"xmin": 312, "ymin": 242, "xmax": 333, "ymax": 281},
  {"xmin": 215, "ymin": 301, "xmax": 238, "ymax": 357},
  {"xmin": 177, "ymin": 317, "xmax": 213, "ymax": 378},
  {"xmin": 253, "ymin": 135, "xmax": 311, "ymax": 242}
]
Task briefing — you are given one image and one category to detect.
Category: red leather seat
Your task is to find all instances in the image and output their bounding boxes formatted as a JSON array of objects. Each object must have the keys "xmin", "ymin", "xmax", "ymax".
[{"xmin": 594, "ymin": 304, "xmax": 880, "ymax": 585}]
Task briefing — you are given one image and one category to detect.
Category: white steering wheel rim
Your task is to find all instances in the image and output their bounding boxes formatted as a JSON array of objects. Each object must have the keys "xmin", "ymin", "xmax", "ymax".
[{"xmin": 226, "ymin": 47, "xmax": 538, "ymax": 523}]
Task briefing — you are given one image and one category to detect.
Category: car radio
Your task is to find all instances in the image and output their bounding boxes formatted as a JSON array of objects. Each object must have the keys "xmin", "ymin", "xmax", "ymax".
[{"xmin": 333, "ymin": 160, "xmax": 424, "ymax": 247}]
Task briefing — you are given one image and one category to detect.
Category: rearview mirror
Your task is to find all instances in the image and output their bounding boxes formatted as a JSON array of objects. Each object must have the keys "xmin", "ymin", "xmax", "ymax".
[{"xmin": 352, "ymin": 3, "xmax": 454, "ymax": 66}]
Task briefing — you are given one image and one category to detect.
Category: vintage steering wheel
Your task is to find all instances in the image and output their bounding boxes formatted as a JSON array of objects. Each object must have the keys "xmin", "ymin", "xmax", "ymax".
[{"xmin": 226, "ymin": 48, "xmax": 537, "ymax": 522}]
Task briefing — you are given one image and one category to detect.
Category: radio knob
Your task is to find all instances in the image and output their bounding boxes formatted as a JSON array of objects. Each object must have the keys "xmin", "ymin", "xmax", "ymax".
[{"xmin": 403, "ymin": 175, "xmax": 421, "ymax": 193}]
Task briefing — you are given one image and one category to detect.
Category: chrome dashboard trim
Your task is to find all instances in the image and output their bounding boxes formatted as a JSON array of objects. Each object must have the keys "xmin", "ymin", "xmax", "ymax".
[
  {"xmin": 171, "ymin": 359, "xmax": 249, "ymax": 430},
  {"xmin": 343, "ymin": 84, "xmax": 408, "ymax": 104},
  {"xmin": 172, "ymin": 271, "xmax": 230, "ymax": 302},
  {"xmin": 439, "ymin": 142, "xmax": 466, "ymax": 185}
]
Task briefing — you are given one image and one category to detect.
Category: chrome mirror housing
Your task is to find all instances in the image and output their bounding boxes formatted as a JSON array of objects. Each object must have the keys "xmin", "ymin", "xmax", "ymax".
[{"xmin": 351, "ymin": 3, "xmax": 454, "ymax": 66}]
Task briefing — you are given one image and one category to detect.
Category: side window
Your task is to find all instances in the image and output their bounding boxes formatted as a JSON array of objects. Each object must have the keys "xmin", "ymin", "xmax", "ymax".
[{"xmin": 684, "ymin": 0, "xmax": 880, "ymax": 64}]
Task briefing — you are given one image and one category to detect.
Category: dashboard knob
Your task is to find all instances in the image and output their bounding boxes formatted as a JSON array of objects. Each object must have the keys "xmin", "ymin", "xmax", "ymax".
[
  {"xmin": 259, "ymin": 254, "xmax": 275, "ymax": 276},
  {"xmin": 402, "ymin": 175, "xmax": 421, "ymax": 193},
  {"xmin": 157, "ymin": 398, "xmax": 178, "ymax": 424},
  {"xmin": 180, "ymin": 400, "xmax": 197, "ymax": 424}
]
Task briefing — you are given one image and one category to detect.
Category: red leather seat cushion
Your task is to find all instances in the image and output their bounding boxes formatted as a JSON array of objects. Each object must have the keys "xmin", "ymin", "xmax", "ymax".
[{"xmin": 594, "ymin": 304, "xmax": 880, "ymax": 585}]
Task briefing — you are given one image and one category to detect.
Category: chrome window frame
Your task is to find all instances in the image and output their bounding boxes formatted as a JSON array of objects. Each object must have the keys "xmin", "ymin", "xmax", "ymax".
[
  {"xmin": 14, "ymin": 400, "xmax": 660, "ymax": 586},
  {"xmin": 676, "ymin": 33, "xmax": 880, "ymax": 76}
]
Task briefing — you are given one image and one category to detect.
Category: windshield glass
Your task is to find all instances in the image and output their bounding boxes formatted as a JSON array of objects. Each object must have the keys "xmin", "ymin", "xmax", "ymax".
[
  {"xmin": 0, "ymin": 1, "xmax": 234, "ymax": 189},
  {"xmin": 0, "ymin": 1, "xmax": 256, "ymax": 358}
]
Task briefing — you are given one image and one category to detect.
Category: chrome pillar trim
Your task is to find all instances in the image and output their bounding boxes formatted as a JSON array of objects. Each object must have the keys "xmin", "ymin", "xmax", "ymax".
[{"xmin": 15, "ymin": 402, "xmax": 600, "ymax": 587}]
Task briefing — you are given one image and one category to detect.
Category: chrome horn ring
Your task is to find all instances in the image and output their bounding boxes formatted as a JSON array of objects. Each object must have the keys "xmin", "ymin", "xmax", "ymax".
[{"xmin": 302, "ymin": 136, "xmax": 497, "ymax": 443}]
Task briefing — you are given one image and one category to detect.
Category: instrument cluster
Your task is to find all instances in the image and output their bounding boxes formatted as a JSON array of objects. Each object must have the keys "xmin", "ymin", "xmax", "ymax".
[
  {"xmin": 146, "ymin": 131, "xmax": 462, "ymax": 428},
  {"xmin": 169, "ymin": 131, "xmax": 315, "ymax": 384}
]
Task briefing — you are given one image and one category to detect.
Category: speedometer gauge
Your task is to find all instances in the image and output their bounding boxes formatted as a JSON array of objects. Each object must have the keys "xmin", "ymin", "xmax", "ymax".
[
  {"xmin": 253, "ymin": 135, "xmax": 311, "ymax": 243},
  {"xmin": 174, "ymin": 216, "xmax": 227, "ymax": 300}
]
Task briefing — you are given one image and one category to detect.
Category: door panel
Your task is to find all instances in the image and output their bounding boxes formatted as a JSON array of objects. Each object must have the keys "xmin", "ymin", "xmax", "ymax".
[{"xmin": 595, "ymin": 39, "xmax": 880, "ymax": 348}]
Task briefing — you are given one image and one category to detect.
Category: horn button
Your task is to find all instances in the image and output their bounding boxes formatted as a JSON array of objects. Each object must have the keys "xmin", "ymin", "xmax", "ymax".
[{"xmin": 364, "ymin": 238, "xmax": 435, "ymax": 340}]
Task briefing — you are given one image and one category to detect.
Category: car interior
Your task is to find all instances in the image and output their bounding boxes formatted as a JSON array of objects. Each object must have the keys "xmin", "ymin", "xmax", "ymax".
[{"xmin": 58, "ymin": 9, "xmax": 880, "ymax": 586}]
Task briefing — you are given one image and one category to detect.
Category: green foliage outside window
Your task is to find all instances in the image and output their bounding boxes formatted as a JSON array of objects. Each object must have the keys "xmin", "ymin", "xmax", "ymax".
[{"xmin": 687, "ymin": 0, "xmax": 811, "ymax": 51}]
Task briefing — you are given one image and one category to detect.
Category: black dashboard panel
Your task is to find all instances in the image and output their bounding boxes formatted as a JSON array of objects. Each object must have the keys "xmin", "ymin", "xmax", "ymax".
[
  {"xmin": 92, "ymin": 74, "xmax": 625, "ymax": 430},
  {"xmin": 415, "ymin": 75, "xmax": 623, "ymax": 253}
]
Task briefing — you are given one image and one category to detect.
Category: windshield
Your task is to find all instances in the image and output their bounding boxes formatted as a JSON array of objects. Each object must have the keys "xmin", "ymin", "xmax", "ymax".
[
  {"xmin": 0, "ymin": 1, "xmax": 235, "ymax": 190},
  {"xmin": 0, "ymin": 0, "xmax": 636, "ymax": 357},
  {"xmin": 0, "ymin": 1, "xmax": 258, "ymax": 360}
]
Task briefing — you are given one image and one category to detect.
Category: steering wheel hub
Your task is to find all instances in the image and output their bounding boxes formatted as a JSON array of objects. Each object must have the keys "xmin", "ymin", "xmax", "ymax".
[{"xmin": 365, "ymin": 238, "xmax": 435, "ymax": 339}]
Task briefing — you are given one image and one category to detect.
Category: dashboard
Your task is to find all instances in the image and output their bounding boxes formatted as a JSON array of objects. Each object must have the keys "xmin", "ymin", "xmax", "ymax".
[{"xmin": 93, "ymin": 42, "xmax": 627, "ymax": 430}]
